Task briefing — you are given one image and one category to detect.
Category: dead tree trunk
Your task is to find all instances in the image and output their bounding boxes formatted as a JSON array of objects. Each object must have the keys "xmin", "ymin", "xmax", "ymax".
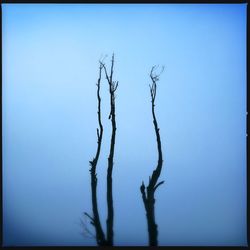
[
  {"xmin": 140, "ymin": 66, "xmax": 164, "ymax": 246},
  {"xmin": 101, "ymin": 54, "xmax": 118, "ymax": 246},
  {"xmin": 86, "ymin": 62, "xmax": 108, "ymax": 246}
]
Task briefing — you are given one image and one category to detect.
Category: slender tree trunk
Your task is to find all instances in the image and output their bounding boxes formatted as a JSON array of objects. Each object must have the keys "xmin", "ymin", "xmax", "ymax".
[
  {"xmin": 87, "ymin": 63, "xmax": 108, "ymax": 246},
  {"xmin": 140, "ymin": 66, "xmax": 164, "ymax": 246},
  {"xmin": 102, "ymin": 54, "xmax": 118, "ymax": 246}
]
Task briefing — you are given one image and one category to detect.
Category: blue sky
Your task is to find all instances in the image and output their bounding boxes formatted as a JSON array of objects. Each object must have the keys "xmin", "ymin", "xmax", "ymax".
[{"xmin": 2, "ymin": 4, "xmax": 247, "ymax": 246}]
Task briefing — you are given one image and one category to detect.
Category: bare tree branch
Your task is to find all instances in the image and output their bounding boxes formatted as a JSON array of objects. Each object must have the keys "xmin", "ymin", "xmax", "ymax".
[
  {"xmin": 85, "ymin": 61, "xmax": 108, "ymax": 246},
  {"xmin": 140, "ymin": 65, "xmax": 165, "ymax": 246},
  {"xmin": 154, "ymin": 180, "xmax": 165, "ymax": 192},
  {"xmin": 95, "ymin": 54, "xmax": 118, "ymax": 246},
  {"xmin": 105, "ymin": 53, "xmax": 118, "ymax": 246},
  {"xmin": 84, "ymin": 212, "xmax": 94, "ymax": 224},
  {"xmin": 79, "ymin": 215, "xmax": 96, "ymax": 239},
  {"xmin": 101, "ymin": 63, "xmax": 110, "ymax": 83}
]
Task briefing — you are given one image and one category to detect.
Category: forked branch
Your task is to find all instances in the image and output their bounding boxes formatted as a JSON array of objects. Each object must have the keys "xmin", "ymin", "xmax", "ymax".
[
  {"xmin": 103, "ymin": 53, "xmax": 118, "ymax": 246},
  {"xmin": 140, "ymin": 65, "xmax": 165, "ymax": 246},
  {"xmin": 84, "ymin": 61, "xmax": 108, "ymax": 246}
]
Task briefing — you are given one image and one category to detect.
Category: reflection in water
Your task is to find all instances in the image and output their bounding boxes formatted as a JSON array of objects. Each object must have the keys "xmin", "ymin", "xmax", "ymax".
[
  {"xmin": 83, "ymin": 55, "xmax": 118, "ymax": 246},
  {"xmin": 140, "ymin": 66, "xmax": 165, "ymax": 246}
]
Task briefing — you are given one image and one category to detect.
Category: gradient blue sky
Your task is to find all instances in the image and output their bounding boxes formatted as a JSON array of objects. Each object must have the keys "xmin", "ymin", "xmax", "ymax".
[{"xmin": 2, "ymin": 3, "xmax": 247, "ymax": 246}]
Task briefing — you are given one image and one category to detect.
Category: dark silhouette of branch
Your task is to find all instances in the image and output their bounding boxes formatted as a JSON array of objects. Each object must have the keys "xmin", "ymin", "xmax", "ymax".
[
  {"xmin": 86, "ymin": 62, "xmax": 108, "ymax": 246},
  {"xmin": 84, "ymin": 55, "xmax": 118, "ymax": 246},
  {"xmin": 140, "ymin": 65, "xmax": 164, "ymax": 246},
  {"xmin": 80, "ymin": 213, "xmax": 96, "ymax": 239},
  {"xmin": 101, "ymin": 53, "xmax": 118, "ymax": 246}
]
